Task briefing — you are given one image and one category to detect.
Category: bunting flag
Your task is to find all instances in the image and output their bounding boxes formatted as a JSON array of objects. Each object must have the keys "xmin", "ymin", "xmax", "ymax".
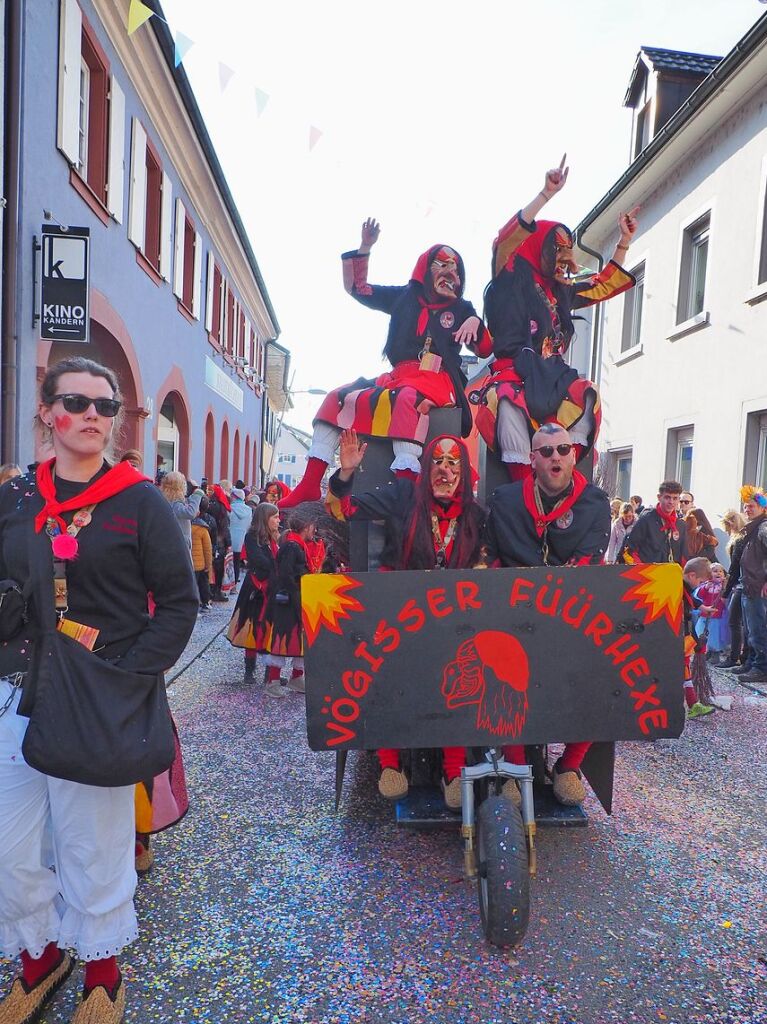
[
  {"xmin": 309, "ymin": 126, "xmax": 323, "ymax": 151},
  {"xmin": 219, "ymin": 62, "xmax": 235, "ymax": 92},
  {"xmin": 127, "ymin": 0, "xmax": 154, "ymax": 36},
  {"xmin": 174, "ymin": 31, "xmax": 194, "ymax": 67},
  {"xmin": 255, "ymin": 88, "xmax": 270, "ymax": 117}
]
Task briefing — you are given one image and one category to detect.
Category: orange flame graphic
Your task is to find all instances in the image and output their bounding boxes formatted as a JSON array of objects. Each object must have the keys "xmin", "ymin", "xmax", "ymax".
[
  {"xmin": 620, "ymin": 563, "xmax": 684, "ymax": 634},
  {"xmin": 301, "ymin": 574, "xmax": 364, "ymax": 647}
]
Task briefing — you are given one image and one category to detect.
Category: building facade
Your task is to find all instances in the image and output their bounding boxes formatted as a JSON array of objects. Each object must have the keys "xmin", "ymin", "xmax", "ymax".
[
  {"xmin": 575, "ymin": 15, "xmax": 767, "ymax": 517},
  {"xmin": 0, "ymin": 0, "xmax": 285, "ymax": 485}
]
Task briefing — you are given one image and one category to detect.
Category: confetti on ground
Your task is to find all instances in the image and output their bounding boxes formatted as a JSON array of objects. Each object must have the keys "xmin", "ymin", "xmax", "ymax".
[{"xmin": 1, "ymin": 608, "xmax": 765, "ymax": 1024}]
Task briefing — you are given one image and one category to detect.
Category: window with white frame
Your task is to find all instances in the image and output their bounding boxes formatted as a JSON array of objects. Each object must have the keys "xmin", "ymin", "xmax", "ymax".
[
  {"xmin": 614, "ymin": 450, "xmax": 633, "ymax": 500},
  {"xmin": 620, "ymin": 262, "xmax": 645, "ymax": 352},
  {"xmin": 758, "ymin": 185, "xmax": 767, "ymax": 285},
  {"xmin": 666, "ymin": 426, "xmax": 694, "ymax": 490},
  {"xmin": 677, "ymin": 215, "xmax": 709, "ymax": 323},
  {"xmin": 743, "ymin": 411, "xmax": 767, "ymax": 491},
  {"xmin": 58, "ymin": 0, "xmax": 124, "ymax": 220}
]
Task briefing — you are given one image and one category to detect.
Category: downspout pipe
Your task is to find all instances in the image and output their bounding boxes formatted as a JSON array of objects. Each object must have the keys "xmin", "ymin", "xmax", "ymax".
[
  {"xmin": 1, "ymin": 0, "xmax": 22, "ymax": 463},
  {"xmin": 574, "ymin": 234, "xmax": 604, "ymax": 385}
]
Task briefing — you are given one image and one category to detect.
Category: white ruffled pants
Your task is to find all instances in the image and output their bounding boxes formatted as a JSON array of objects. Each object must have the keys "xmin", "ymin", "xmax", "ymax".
[{"xmin": 0, "ymin": 681, "xmax": 138, "ymax": 961}]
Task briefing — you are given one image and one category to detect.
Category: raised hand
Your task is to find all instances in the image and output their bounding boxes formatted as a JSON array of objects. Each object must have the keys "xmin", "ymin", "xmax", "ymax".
[
  {"xmin": 543, "ymin": 154, "xmax": 569, "ymax": 199},
  {"xmin": 359, "ymin": 218, "xmax": 381, "ymax": 253},
  {"xmin": 618, "ymin": 205, "xmax": 640, "ymax": 243},
  {"xmin": 338, "ymin": 429, "xmax": 368, "ymax": 477}
]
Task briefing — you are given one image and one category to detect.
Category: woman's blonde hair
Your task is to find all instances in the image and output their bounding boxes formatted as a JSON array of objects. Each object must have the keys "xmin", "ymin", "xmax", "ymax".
[
  {"xmin": 721, "ymin": 508, "xmax": 746, "ymax": 535},
  {"xmin": 620, "ymin": 501, "xmax": 633, "ymax": 516},
  {"xmin": 160, "ymin": 471, "xmax": 187, "ymax": 503},
  {"xmin": 0, "ymin": 463, "xmax": 22, "ymax": 485}
]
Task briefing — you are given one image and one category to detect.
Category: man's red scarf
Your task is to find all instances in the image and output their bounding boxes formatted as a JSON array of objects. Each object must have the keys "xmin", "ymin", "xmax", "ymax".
[
  {"xmin": 34, "ymin": 458, "xmax": 149, "ymax": 534},
  {"xmin": 655, "ymin": 503, "xmax": 678, "ymax": 532},
  {"xmin": 522, "ymin": 471, "xmax": 587, "ymax": 537}
]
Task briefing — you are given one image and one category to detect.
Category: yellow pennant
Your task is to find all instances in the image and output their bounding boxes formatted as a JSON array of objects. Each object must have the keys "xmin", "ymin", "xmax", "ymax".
[{"xmin": 127, "ymin": 0, "xmax": 154, "ymax": 36}]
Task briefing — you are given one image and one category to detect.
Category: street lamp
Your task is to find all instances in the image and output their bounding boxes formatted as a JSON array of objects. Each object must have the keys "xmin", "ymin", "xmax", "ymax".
[{"xmin": 266, "ymin": 377, "xmax": 327, "ymax": 480}]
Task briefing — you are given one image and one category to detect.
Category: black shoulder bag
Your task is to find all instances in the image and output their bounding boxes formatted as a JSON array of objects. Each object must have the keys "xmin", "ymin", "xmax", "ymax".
[{"xmin": 20, "ymin": 514, "xmax": 176, "ymax": 787}]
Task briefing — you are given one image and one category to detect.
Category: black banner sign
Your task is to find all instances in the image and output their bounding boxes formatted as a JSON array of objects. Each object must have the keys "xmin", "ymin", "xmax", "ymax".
[
  {"xmin": 302, "ymin": 564, "xmax": 686, "ymax": 751},
  {"xmin": 40, "ymin": 225, "xmax": 90, "ymax": 342}
]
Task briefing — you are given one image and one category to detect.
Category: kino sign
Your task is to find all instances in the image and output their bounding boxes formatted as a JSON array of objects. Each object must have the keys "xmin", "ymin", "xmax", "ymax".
[{"xmin": 40, "ymin": 225, "xmax": 90, "ymax": 343}]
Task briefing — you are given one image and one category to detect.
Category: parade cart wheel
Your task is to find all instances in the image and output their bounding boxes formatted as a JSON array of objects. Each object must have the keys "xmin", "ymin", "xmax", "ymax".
[{"xmin": 476, "ymin": 796, "xmax": 530, "ymax": 947}]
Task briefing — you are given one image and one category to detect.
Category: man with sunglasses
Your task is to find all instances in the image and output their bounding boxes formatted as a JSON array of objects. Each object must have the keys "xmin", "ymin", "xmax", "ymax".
[
  {"xmin": 484, "ymin": 423, "xmax": 610, "ymax": 805},
  {"xmin": 618, "ymin": 480, "xmax": 688, "ymax": 566}
]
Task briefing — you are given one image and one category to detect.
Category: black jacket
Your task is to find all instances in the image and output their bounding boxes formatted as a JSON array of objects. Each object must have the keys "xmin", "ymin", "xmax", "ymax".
[
  {"xmin": 485, "ymin": 479, "xmax": 611, "ymax": 567},
  {"xmin": 619, "ymin": 508, "xmax": 688, "ymax": 565},
  {"xmin": 0, "ymin": 468, "xmax": 198, "ymax": 678}
]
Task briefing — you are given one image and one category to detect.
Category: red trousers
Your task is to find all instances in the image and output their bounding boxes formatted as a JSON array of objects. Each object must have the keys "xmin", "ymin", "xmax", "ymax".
[
  {"xmin": 377, "ymin": 747, "xmax": 466, "ymax": 781},
  {"xmin": 502, "ymin": 741, "xmax": 592, "ymax": 772}
]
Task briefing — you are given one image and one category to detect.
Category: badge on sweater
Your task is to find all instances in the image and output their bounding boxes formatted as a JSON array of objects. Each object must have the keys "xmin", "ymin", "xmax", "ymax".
[
  {"xmin": 555, "ymin": 510, "xmax": 574, "ymax": 530},
  {"xmin": 440, "ymin": 311, "xmax": 455, "ymax": 329}
]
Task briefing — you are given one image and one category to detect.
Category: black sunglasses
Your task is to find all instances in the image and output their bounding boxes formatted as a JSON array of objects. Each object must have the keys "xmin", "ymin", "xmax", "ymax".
[
  {"xmin": 532, "ymin": 443, "xmax": 573, "ymax": 458},
  {"xmin": 52, "ymin": 394, "xmax": 122, "ymax": 417}
]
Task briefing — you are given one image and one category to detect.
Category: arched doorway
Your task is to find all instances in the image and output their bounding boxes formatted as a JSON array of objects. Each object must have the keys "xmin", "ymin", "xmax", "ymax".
[
  {"xmin": 156, "ymin": 390, "xmax": 190, "ymax": 477},
  {"xmin": 220, "ymin": 421, "xmax": 230, "ymax": 481},
  {"xmin": 204, "ymin": 412, "xmax": 215, "ymax": 483},
  {"xmin": 233, "ymin": 429, "xmax": 241, "ymax": 482},
  {"xmin": 252, "ymin": 441, "xmax": 259, "ymax": 487},
  {"xmin": 244, "ymin": 435, "xmax": 251, "ymax": 486}
]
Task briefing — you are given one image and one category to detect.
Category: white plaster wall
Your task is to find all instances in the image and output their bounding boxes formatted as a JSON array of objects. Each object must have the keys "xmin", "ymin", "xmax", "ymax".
[{"xmin": 594, "ymin": 82, "xmax": 767, "ymax": 518}]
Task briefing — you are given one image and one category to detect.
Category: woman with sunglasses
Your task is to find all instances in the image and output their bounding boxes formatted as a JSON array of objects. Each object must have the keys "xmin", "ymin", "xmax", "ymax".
[{"xmin": 0, "ymin": 357, "xmax": 198, "ymax": 1024}]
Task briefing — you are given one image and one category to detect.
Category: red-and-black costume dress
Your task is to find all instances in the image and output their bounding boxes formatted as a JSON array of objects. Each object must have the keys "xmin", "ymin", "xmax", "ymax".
[
  {"xmin": 313, "ymin": 245, "xmax": 491, "ymax": 448},
  {"xmin": 471, "ymin": 214, "xmax": 634, "ymax": 467},
  {"xmin": 226, "ymin": 534, "xmax": 278, "ymax": 651},
  {"xmin": 326, "ymin": 436, "xmax": 486, "ymax": 782},
  {"xmin": 485, "ymin": 471, "xmax": 611, "ymax": 774},
  {"xmin": 265, "ymin": 530, "xmax": 309, "ymax": 662}
]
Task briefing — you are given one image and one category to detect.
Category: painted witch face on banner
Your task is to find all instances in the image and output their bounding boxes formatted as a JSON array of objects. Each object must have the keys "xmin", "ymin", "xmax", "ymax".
[
  {"xmin": 430, "ymin": 437, "xmax": 462, "ymax": 499},
  {"xmin": 427, "ymin": 246, "xmax": 462, "ymax": 301}
]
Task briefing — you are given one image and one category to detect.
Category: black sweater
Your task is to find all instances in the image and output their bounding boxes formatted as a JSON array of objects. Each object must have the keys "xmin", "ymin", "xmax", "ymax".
[
  {"xmin": 619, "ymin": 508, "xmax": 688, "ymax": 565},
  {"xmin": 486, "ymin": 480, "xmax": 611, "ymax": 567},
  {"xmin": 0, "ymin": 468, "xmax": 198, "ymax": 677}
]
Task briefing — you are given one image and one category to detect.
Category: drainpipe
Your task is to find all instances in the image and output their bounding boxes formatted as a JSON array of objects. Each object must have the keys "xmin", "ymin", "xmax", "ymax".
[
  {"xmin": 574, "ymin": 235, "xmax": 605, "ymax": 385},
  {"xmin": 1, "ymin": 0, "xmax": 23, "ymax": 463}
]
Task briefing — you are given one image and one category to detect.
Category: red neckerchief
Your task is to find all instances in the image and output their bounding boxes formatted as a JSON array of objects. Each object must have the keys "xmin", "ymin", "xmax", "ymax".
[
  {"xmin": 431, "ymin": 496, "xmax": 462, "ymax": 563},
  {"xmin": 410, "ymin": 245, "xmax": 464, "ymax": 337},
  {"xmin": 213, "ymin": 484, "xmax": 231, "ymax": 511},
  {"xmin": 34, "ymin": 458, "xmax": 149, "ymax": 534},
  {"xmin": 655, "ymin": 504, "xmax": 678, "ymax": 532},
  {"xmin": 522, "ymin": 471, "xmax": 587, "ymax": 537},
  {"xmin": 284, "ymin": 531, "xmax": 310, "ymax": 559}
]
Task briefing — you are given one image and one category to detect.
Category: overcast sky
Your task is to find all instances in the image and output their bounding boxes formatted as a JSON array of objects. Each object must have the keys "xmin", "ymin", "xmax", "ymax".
[{"xmin": 159, "ymin": 0, "xmax": 765, "ymax": 431}]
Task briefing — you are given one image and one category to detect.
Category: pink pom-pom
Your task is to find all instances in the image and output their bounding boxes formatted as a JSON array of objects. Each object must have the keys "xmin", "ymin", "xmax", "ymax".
[{"xmin": 51, "ymin": 533, "xmax": 79, "ymax": 559}]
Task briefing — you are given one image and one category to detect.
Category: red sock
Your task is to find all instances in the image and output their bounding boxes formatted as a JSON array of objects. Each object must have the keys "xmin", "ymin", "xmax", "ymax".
[
  {"xmin": 277, "ymin": 457, "xmax": 328, "ymax": 508},
  {"xmin": 684, "ymin": 681, "xmax": 697, "ymax": 708},
  {"xmin": 377, "ymin": 748, "xmax": 400, "ymax": 770},
  {"xmin": 442, "ymin": 746, "xmax": 466, "ymax": 782},
  {"xmin": 502, "ymin": 744, "xmax": 527, "ymax": 764},
  {"xmin": 558, "ymin": 741, "xmax": 592, "ymax": 773},
  {"xmin": 20, "ymin": 943, "xmax": 60, "ymax": 987},
  {"xmin": 507, "ymin": 463, "xmax": 532, "ymax": 482},
  {"xmin": 267, "ymin": 665, "xmax": 281, "ymax": 683},
  {"xmin": 394, "ymin": 469, "xmax": 419, "ymax": 482},
  {"xmin": 84, "ymin": 956, "xmax": 119, "ymax": 993}
]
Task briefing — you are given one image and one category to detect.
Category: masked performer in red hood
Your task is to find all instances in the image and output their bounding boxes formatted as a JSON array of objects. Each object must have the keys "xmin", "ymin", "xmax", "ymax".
[
  {"xmin": 471, "ymin": 157, "xmax": 639, "ymax": 481},
  {"xmin": 326, "ymin": 429, "xmax": 486, "ymax": 809},
  {"xmin": 279, "ymin": 221, "xmax": 491, "ymax": 509}
]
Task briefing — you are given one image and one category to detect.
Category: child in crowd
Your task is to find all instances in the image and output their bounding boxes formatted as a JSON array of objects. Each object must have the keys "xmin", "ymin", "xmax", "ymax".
[
  {"xmin": 694, "ymin": 562, "xmax": 730, "ymax": 662},
  {"xmin": 191, "ymin": 512, "xmax": 213, "ymax": 610},
  {"xmin": 683, "ymin": 557, "xmax": 716, "ymax": 719}
]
